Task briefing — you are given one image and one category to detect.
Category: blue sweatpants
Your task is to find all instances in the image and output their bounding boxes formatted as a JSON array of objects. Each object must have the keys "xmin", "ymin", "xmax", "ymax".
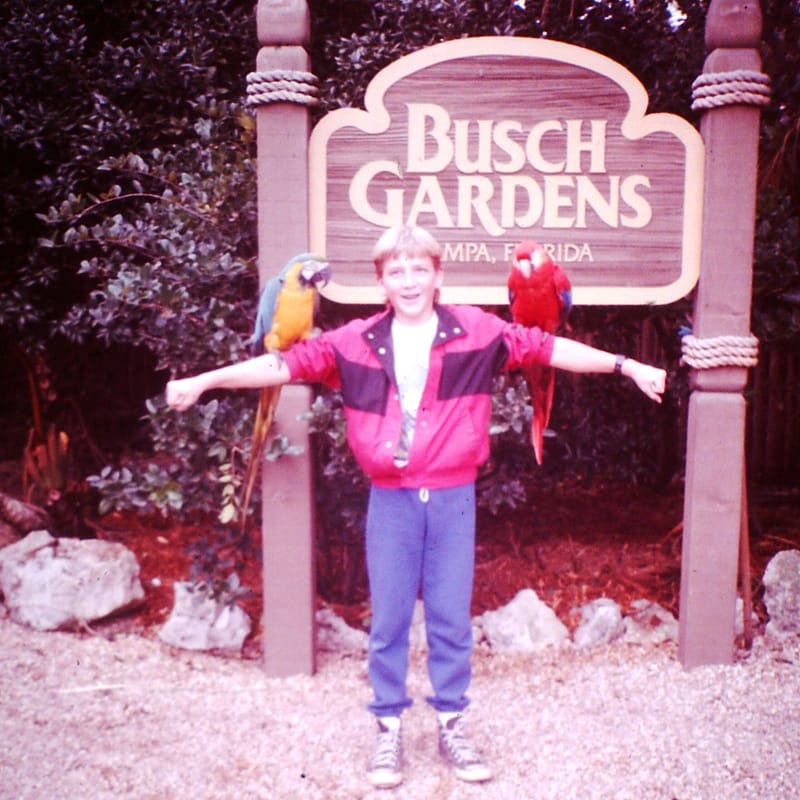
[{"xmin": 365, "ymin": 483, "xmax": 476, "ymax": 718}]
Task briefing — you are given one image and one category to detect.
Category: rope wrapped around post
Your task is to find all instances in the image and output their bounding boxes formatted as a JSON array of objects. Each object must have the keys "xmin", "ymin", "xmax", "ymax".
[
  {"xmin": 681, "ymin": 334, "xmax": 759, "ymax": 369},
  {"xmin": 691, "ymin": 70, "xmax": 771, "ymax": 111},
  {"xmin": 246, "ymin": 69, "xmax": 320, "ymax": 107}
]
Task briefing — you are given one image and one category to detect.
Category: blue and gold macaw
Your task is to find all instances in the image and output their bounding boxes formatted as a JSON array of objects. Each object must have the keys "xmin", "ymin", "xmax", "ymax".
[{"xmin": 239, "ymin": 253, "xmax": 330, "ymax": 524}]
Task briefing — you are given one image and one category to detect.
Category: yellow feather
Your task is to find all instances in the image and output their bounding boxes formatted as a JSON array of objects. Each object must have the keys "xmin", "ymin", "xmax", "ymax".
[{"xmin": 262, "ymin": 262, "xmax": 317, "ymax": 352}]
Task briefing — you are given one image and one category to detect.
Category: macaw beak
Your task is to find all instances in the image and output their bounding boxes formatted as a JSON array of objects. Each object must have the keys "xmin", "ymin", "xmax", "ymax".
[
  {"xmin": 516, "ymin": 257, "xmax": 532, "ymax": 279},
  {"xmin": 318, "ymin": 261, "xmax": 332, "ymax": 286},
  {"xmin": 300, "ymin": 259, "xmax": 331, "ymax": 287}
]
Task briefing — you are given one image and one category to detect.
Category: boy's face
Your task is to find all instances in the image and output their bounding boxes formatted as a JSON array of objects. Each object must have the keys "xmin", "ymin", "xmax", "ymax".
[{"xmin": 378, "ymin": 252, "xmax": 443, "ymax": 325}]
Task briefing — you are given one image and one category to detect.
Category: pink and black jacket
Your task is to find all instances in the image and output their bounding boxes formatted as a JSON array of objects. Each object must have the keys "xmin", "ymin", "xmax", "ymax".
[{"xmin": 283, "ymin": 304, "xmax": 554, "ymax": 490}]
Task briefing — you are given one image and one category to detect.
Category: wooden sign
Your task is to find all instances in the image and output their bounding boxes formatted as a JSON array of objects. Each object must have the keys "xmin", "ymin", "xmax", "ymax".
[{"xmin": 309, "ymin": 37, "xmax": 704, "ymax": 306}]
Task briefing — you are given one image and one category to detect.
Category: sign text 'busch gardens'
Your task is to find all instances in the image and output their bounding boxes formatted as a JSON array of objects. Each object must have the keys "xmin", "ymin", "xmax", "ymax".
[{"xmin": 352, "ymin": 105, "xmax": 653, "ymax": 234}]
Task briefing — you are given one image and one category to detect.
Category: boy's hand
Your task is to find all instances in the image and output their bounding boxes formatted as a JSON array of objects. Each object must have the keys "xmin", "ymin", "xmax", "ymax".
[
  {"xmin": 626, "ymin": 361, "xmax": 667, "ymax": 403},
  {"xmin": 166, "ymin": 377, "xmax": 205, "ymax": 412}
]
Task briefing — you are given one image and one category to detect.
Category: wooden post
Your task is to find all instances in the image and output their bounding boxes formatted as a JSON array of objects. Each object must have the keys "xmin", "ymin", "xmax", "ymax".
[
  {"xmin": 254, "ymin": 0, "xmax": 312, "ymax": 270},
  {"xmin": 261, "ymin": 385, "xmax": 316, "ymax": 676},
  {"xmin": 678, "ymin": 0, "xmax": 764, "ymax": 667},
  {"xmin": 254, "ymin": 0, "xmax": 316, "ymax": 676}
]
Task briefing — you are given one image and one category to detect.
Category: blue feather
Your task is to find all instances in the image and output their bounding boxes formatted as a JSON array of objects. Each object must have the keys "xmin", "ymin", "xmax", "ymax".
[{"xmin": 560, "ymin": 288, "xmax": 573, "ymax": 325}]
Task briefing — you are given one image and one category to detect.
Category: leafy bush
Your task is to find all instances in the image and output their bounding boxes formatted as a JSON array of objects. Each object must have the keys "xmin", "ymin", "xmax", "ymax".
[
  {"xmin": 0, "ymin": 0, "xmax": 257, "ymax": 456},
  {"xmin": 309, "ymin": 0, "xmax": 706, "ymax": 116},
  {"xmin": 43, "ymin": 99, "xmax": 260, "ymax": 519},
  {"xmin": 185, "ymin": 526, "xmax": 257, "ymax": 606},
  {"xmin": 1, "ymin": 0, "xmax": 255, "ymax": 335},
  {"xmin": 753, "ymin": 188, "xmax": 800, "ymax": 343}
]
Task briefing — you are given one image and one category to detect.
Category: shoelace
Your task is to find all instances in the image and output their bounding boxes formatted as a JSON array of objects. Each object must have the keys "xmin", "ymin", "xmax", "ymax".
[
  {"xmin": 370, "ymin": 728, "xmax": 401, "ymax": 770},
  {"xmin": 440, "ymin": 718, "xmax": 482, "ymax": 767}
]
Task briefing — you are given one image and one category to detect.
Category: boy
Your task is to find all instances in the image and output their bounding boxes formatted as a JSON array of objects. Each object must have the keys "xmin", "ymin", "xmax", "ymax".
[{"xmin": 166, "ymin": 225, "xmax": 666, "ymax": 788}]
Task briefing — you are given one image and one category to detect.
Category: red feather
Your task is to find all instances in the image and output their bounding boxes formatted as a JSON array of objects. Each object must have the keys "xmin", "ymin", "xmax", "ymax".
[{"xmin": 508, "ymin": 241, "xmax": 572, "ymax": 465}]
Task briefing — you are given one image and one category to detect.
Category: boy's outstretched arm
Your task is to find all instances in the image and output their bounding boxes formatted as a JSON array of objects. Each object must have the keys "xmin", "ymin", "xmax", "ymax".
[
  {"xmin": 550, "ymin": 337, "xmax": 666, "ymax": 403},
  {"xmin": 165, "ymin": 354, "xmax": 292, "ymax": 412}
]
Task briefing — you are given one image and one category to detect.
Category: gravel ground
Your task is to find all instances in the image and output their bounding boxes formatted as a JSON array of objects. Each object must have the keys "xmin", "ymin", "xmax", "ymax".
[{"xmin": 1, "ymin": 616, "xmax": 799, "ymax": 800}]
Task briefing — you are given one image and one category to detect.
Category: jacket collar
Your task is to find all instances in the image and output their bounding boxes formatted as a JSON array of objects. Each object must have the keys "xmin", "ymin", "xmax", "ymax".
[
  {"xmin": 362, "ymin": 305, "xmax": 467, "ymax": 353},
  {"xmin": 433, "ymin": 305, "xmax": 468, "ymax": 345}
]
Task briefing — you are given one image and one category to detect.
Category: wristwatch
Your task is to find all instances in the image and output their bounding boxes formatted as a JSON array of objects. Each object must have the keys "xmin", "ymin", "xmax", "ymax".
[{"xmin": 614, "ymin": 354, "xmax": 627, "ymax": 376}]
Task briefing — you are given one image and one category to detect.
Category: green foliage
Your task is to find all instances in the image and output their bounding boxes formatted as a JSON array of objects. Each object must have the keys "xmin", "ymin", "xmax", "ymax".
[
  {"xmin": 309, "ymin": 0, "xmax": 706, "ymax": 116},
  {"xmin": 753, "ymin": 188, "xmax": 800, "ymax": 343},
  {"xmin": 754, "ymin": 0, "xmax": 800, "ymax": 344},
  {"xmin": 479, "ymin": 375, "xmax": 532, "ymax": 514},
  {"xmin": 0, "ymin": 0, "xmax": 256, "ymax": 342},
  {"xmin": 307, "ymin": 391, "xmax": 370, "ymax": 604},
  {"xmin": 185, "ymin": 526, "xmax": 256, "ymax": 605},
  {"xmin": 0, "ymin": 0, "xmax": 260, "ymax": 516},
  {"xmin": 43, "ymin": 98, "xmax": 260, "ymax": 518},
  {"xmin": 310, "ymin": 0, "xmax": 523, "ymax": 111},
  {"xmin": 47, "ymin": 99, "xmax": 258, "ymax": 371},
  {"xmin": 86, "ymin": 395, "xmax": 255, "ymax": 518},
  {"xmin": 0, "ymin": 0, "xmax": 257, "ymax": 460},
  {"xmin": 309, "ymin": 391, "xmax": 370, "ymax": 533}
]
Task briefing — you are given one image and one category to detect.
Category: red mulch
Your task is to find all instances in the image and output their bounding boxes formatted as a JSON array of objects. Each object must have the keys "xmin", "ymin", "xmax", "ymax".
[{"xmin": 92, "ymin": 483, "xmax": 800, "ymax": 659}]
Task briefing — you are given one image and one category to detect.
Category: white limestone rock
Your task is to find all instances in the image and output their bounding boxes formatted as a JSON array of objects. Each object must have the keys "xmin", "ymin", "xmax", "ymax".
[{"xmin": 0, "ymin": 529, "xmax": 144, "ymax": 631}]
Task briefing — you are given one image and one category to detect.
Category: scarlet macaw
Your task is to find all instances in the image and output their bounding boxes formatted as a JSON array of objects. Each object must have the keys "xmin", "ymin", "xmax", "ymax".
[
  {"xmin": 507, "ymin": 241, "xmax": 572, "ymax": 465},
  {"xmin": 238, "ymin": 253, "xmax": 330, "ymax": 524}
]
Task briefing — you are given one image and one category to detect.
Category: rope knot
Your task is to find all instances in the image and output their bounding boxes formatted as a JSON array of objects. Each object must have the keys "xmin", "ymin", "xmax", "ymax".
[
  {"xmin": 691, "ymin": 70, "xmax": 771, "ymax": 111},
  {"xmin": 681, "ymin": 334, "xmax": 759, "ymax": 369},
  {"xmin": 246, "ymin": 69, "xmax": 320, "ymax": 107}
]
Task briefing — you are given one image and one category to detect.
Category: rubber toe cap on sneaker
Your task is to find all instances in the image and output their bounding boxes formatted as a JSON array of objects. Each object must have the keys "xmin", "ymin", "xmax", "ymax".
[{"xmin": 367, "ymin": 767, "xmax": 403, "ymax": 789}]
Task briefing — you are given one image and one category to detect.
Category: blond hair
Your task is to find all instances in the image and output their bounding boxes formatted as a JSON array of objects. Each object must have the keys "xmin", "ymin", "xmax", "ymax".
[{"xmin": 372, "ymin": 225, "xmax": 442, "ymax": 276}]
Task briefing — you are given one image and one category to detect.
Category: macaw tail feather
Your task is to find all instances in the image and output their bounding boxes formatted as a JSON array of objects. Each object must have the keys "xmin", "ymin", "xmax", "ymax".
[
  {"xmin": 527, "ymin": 365, "xmax": 556, "ymax": 467},
  {"xmin": 239, "ymin": 384, "xmax": 282, "ymax": 531}
]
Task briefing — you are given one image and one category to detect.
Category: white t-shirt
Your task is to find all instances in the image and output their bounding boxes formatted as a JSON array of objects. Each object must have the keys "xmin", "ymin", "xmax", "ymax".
[{"xmin": 391, "ymin": 312, "xmax": 438, "ymax": 467}]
